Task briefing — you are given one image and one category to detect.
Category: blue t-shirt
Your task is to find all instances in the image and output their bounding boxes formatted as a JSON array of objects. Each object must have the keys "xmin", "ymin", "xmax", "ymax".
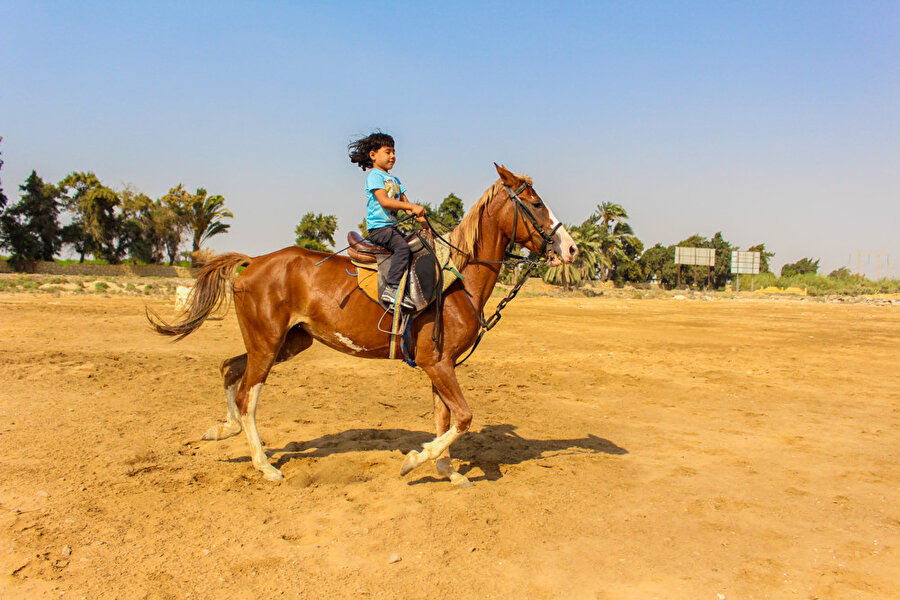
[{"xmin": 365, "ymin": 168, "xmax": 407, "ymax": 230}]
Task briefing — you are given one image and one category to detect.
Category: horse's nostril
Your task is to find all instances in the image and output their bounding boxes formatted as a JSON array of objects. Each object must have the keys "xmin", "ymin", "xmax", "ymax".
[{"xmin": 569, "ymin": 245, "xmax": 578, "ymax": 257}]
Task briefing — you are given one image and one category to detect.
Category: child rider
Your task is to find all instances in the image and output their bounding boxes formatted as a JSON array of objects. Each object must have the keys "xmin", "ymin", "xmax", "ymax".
[{"xmin": 348, "ymin": 132, "xmax": 427, "ymax": 310}]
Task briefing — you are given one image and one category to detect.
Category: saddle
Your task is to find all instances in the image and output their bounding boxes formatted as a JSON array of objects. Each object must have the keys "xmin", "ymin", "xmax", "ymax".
[
  {"xmin": 347, "ymin": 231, "xmax": 424, "ymax": 264},
  {"xmin": 347, "ymin": 231, "xmax": 461, "ymax": 313}
]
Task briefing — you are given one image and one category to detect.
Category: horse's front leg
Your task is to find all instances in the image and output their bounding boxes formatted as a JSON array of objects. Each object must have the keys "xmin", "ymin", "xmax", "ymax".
[
  {"xmin": 401, "ymin": 362, "xmax": 473, "ymax": 486},
  {"xmin": 431, "ymin": 385, "xmax": 473, "ymax": 488}
]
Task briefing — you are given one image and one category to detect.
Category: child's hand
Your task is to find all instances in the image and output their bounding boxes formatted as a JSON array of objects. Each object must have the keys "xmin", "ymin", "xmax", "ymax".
[{"xmin": 409, "ymin": 204, "xmax": 428, "ymax": 224}]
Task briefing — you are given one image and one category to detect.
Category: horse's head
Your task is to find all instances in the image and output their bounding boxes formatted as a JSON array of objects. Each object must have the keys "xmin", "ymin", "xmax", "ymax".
[{"xmin": 494, "ymin": 163, "xmax": 578, "ymax": 267}]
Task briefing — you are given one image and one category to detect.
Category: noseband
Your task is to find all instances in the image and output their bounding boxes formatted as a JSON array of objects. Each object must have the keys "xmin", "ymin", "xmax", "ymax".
[{"xmin": 503, "ymin": 182, "xmax": 563, "ymax": 258}]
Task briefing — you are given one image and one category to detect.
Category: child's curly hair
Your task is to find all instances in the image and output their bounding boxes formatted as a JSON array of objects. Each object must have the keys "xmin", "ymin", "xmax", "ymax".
[{"xmin": 348, "ymin": 132, "xmax": 394, "ymax": 170}]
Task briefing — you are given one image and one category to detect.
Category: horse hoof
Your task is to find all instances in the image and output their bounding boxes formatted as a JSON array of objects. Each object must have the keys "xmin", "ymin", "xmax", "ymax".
[
  {"xmin": 435, "ymin": 457, "xmax": 454, "ymax": 478},
  {"xmin": 201, "ymin": 425, "xmax": 220, "ymax": 441},
  {"xmin": 400, "ymin": 451, "xmax": 421, "ymax": 476},
  {"xmin": 260, "ymin": 466, "xmax": 284, "ymax": 481},
  {"xmin": 450, "ymin": 472, "xmax": 474, "ymax": 489},
  {"xmin": 202, "ymin": 423, "xmax": 241, "ymax": 441}
]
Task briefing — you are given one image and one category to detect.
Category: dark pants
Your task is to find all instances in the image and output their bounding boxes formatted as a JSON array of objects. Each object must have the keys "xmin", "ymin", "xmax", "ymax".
[{"xmin": 368, "ymin": 226, "xmax": 412, "ymax": 287}]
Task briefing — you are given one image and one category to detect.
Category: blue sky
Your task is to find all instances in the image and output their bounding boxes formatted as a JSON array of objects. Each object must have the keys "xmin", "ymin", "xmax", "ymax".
[{"xmin": 2, "ymin": 1, "xmax": 898, "ymax": 276}]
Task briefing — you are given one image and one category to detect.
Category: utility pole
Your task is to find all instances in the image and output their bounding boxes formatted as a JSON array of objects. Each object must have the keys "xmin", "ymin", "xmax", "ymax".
[{"xmin": 854, "ymin": 250, "xmax": 889, "ymax": 279}]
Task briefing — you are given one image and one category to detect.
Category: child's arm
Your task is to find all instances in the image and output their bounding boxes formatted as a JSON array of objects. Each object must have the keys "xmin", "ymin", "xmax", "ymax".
[{"xmin": 374, "ymin": 190, "xmax": 427, "ymax": 223}]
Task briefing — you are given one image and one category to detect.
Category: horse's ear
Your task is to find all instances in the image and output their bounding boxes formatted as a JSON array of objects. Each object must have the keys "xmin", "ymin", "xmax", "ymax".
[{"xmin": 494, "ymin": 163, "xmax": 519, "ymax": 187}]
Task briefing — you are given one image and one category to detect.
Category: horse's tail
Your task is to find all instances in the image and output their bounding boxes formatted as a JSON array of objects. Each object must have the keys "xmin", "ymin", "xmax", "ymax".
[{"xmin": 147, "ymin": 252, "xmax": 252, "ymax": 341}]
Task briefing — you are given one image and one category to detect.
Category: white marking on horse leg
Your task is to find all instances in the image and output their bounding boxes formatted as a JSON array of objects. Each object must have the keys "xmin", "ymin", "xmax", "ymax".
[
  {"xmin": 334, "ymin": 332, "xmax": 367, "ymax": 353},
  {"xmin": 202, "ymin": 382, "xmax": 242, "ymax": 440},
  {"xmin": 435, "ymin": 455, "xmax": 454, "ymax": 477},
  {"xmin": 240, "ymin": 383, "xmax": 282, "ymax": 481},
  {"xmin": 435, "ymin": 454, "xmax": 473, "ymax": 488},
  {"xmin": 401, "ymin": 426, "xmax": 462, "ymax": 476}
]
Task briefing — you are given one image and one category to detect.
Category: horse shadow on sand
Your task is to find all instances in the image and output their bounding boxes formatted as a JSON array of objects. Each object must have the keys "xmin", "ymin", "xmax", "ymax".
[{"xmin": 262, "ymin": 424, "xmax": 627, "ymax": 484}]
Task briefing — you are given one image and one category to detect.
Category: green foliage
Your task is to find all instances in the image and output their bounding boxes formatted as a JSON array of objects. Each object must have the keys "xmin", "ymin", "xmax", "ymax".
[
  {"xmin": 639, "ymin": 243, "xmax": 678, "ymax": 286},
  {"xmin": 162, "ymin": 185, "xmax": 233, "ymax": 264},
  {"xmin": 593, "ymin": 202, "xmax": 638, "ymax": 282},
  {"xmin": 0, "ymin": 137, "xmax": 7, "ymax": 212},
  {"xmin": 609, "ymin": 222, "xmax": 644, "ymax": 285},
  {"xmin": 747, "ymin": 243, "xmax": 775, "ymax": 273},
  {"xmin": 58, "ymin": 172, "xmax": 129, "ymax": 264},
  {"xmin": 544, "ymin": 202, "xmax": 642, "ymax": 289},
  {"xmin": 0, "ymin": 171, "xmax": 62, "ymax": 267},
  {"xmin": 543, "ymin": 221, "xmax": 602, "ymax": 289},
  {"xmin": 734, "ymin": 269, "xmax": 900, "ymax": 295},
  {"xmin": 433, "ymin": 193, "xmax": 464, "ymax": 233},
  {"xmin": 707, "ymin": 232, "xmax": 736, "ymax": 289},
  {"xmin": 639, "ymin": 232, "xmax": 737, "ymax": 289},
  {"xmin": 295, "ymin": 212, "xmax": 338, "ymax": 252},
  {"xmin": 781, "ymin": 257, "xmax": 819, "ymax": 277},
  {"xmin": 397, "ymin": 193, "xmax": 465, "ymax": 235}
]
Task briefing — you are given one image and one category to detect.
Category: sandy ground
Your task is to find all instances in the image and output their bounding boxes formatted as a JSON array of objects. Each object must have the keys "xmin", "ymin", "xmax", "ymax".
[{"xmin": 0, "ymin": 291, "xmax": 898, "ymax": 599}]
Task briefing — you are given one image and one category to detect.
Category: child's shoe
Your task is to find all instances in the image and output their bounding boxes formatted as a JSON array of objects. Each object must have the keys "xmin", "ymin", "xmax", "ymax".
[{"xmin": 381, "ymin": 285, "xmax": 416, "ymax": 310}]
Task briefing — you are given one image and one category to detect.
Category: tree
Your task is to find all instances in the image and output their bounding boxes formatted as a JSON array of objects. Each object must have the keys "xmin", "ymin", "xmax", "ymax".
[
  {"xmin": 543, "ymin": 221, "xmax": 603, "ymax": 289},
  {"xmin": 0, "ymin": 171, "xmax": 62, "ymax": 263},
  {"xmin": 58, "ymin": 172, "xmax": 129, "ymax": 263},
  {"xmin": 828, "ymin": 267, "xmax": 852, "ymax": 279},
  {"xmin": 397, "ymin": 193, "xmax": 465, "ymax": 235},
  {"xmin": 120, "ymin": 187, "xmax": 163, "ymax": 264},
  {"xmin": 781, "ymin": 257, "xmax": 819, "ymax": 277},
  {"xmin": 640, "ymin": 243, "xmax": 678, "ymax": 287},
  {"xmin": 433, "ymin": 193, "xmax": 464, "ymax": 233},
  {"xmin": 609, "ymin": 222, "xmax": 644, "ymax": 285},
  {"xmin": 662, "ymin": 232, "xmax": 735, "ymax": 289},
  {"xmin": 159, "ymin": 184, "xmax": 196, "ymax": 264},
  {"xmin": 747, "ymin": 243, "xmax": 775, "ymax": 273},
  {"xmin": 707, "ymin": 232, "xmax": 736, "ymax": 289},
  {"xmin": 591, "ymin": 202, "xmax": 637, "ymax": 281},
  {"xmin": 162, "ymin": 186, "xmax": 233, "ymax": 264},
  {"xmin": 295, "ymin": 212, "xmax": 337, "ymax": 252},
  {"xmin": 0, "ymin": 136, "xmax": 7, "ymax": 213},
  {"xmin": 59, "ymin": 222, "xmax": 94, "ymax": 263}
]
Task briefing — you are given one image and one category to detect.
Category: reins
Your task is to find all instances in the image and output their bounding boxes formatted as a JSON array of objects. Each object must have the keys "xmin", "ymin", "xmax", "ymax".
[
  {"xmin": 423, "ymin": 182, "xmax": 561, "ymax": 367},
  {"xmin": 316, "ymin": 180, "xmax": 562, "ymax": 367}
]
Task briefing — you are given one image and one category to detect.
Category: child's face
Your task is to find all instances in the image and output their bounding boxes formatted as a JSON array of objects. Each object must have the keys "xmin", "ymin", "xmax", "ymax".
[{"xmin": 369, "ymin": 145, "xmax": 396, "ymax": 171}]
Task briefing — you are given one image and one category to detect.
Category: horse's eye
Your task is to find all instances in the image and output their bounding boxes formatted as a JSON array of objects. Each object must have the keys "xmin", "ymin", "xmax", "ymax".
[{"xmin": 531, "ymin": 202, "xmax": 544, "ymax": 209}]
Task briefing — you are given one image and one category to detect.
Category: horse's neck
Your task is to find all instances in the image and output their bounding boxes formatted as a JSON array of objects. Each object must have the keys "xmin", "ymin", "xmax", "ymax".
[{"xmin": 458, "ymin": 214, "xmax": 509, "ymax": 312}]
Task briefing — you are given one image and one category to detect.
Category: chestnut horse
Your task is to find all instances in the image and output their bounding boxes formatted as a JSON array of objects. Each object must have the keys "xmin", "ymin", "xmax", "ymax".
[{"xmin": 149, "ymin": 164, "xmax": 577, "ymax": 486}]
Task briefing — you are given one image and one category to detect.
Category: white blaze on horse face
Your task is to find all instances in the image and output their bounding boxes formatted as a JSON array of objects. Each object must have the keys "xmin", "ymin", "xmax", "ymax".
[
  {"xmin": 547, "ymin": 206, "xmax": 577, "ymax": 264},
  {"xmin": 335, "ymin": 332, "xmax": 367, "ymax": 353}
]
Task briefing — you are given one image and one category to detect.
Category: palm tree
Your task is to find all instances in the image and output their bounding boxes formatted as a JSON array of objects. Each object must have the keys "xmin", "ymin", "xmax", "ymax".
[
  {"xmin": 542, "ymin": 222, "xmax": 602, "ymax": 290},
  {"xmin": 186, "ymin": 189, "xmax": 233, "ymax": 256},
  {"xmin": 593, "ymin": 202, "xmax": 637, "ymax": 281},
  {"xmin": 163, "ymin": 185, "xmax": 234, "ymax": 265}
]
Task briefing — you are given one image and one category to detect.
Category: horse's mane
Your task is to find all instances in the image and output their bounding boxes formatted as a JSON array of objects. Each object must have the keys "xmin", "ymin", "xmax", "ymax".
[{"xmin": 449, "ymin": 174, "xmax": 532, "ymax": 270}]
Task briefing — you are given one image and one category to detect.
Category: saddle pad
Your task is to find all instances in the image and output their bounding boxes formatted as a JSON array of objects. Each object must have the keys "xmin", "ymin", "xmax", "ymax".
[{"xmin": 351, "ymin": 260, "xmax": 380, "ymax": 303}]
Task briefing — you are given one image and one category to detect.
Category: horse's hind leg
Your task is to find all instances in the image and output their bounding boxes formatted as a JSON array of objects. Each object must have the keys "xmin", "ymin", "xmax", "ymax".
[
  {"xmin": 432, "ymin": 385, "xmax": 473, "ymax": 488},
  {"xmin": 202, "ymin": 354, "xmax": 247, "ymax": 441}
]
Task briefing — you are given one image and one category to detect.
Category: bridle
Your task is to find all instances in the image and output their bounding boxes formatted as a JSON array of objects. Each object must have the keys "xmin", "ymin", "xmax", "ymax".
[
  {"xmin": 503, "ymin": 181, "xmax": 563, "ymax": 260},
  {"xmin": 445, "ymin": 180, "xmax": 565, "ymax": 365}
]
